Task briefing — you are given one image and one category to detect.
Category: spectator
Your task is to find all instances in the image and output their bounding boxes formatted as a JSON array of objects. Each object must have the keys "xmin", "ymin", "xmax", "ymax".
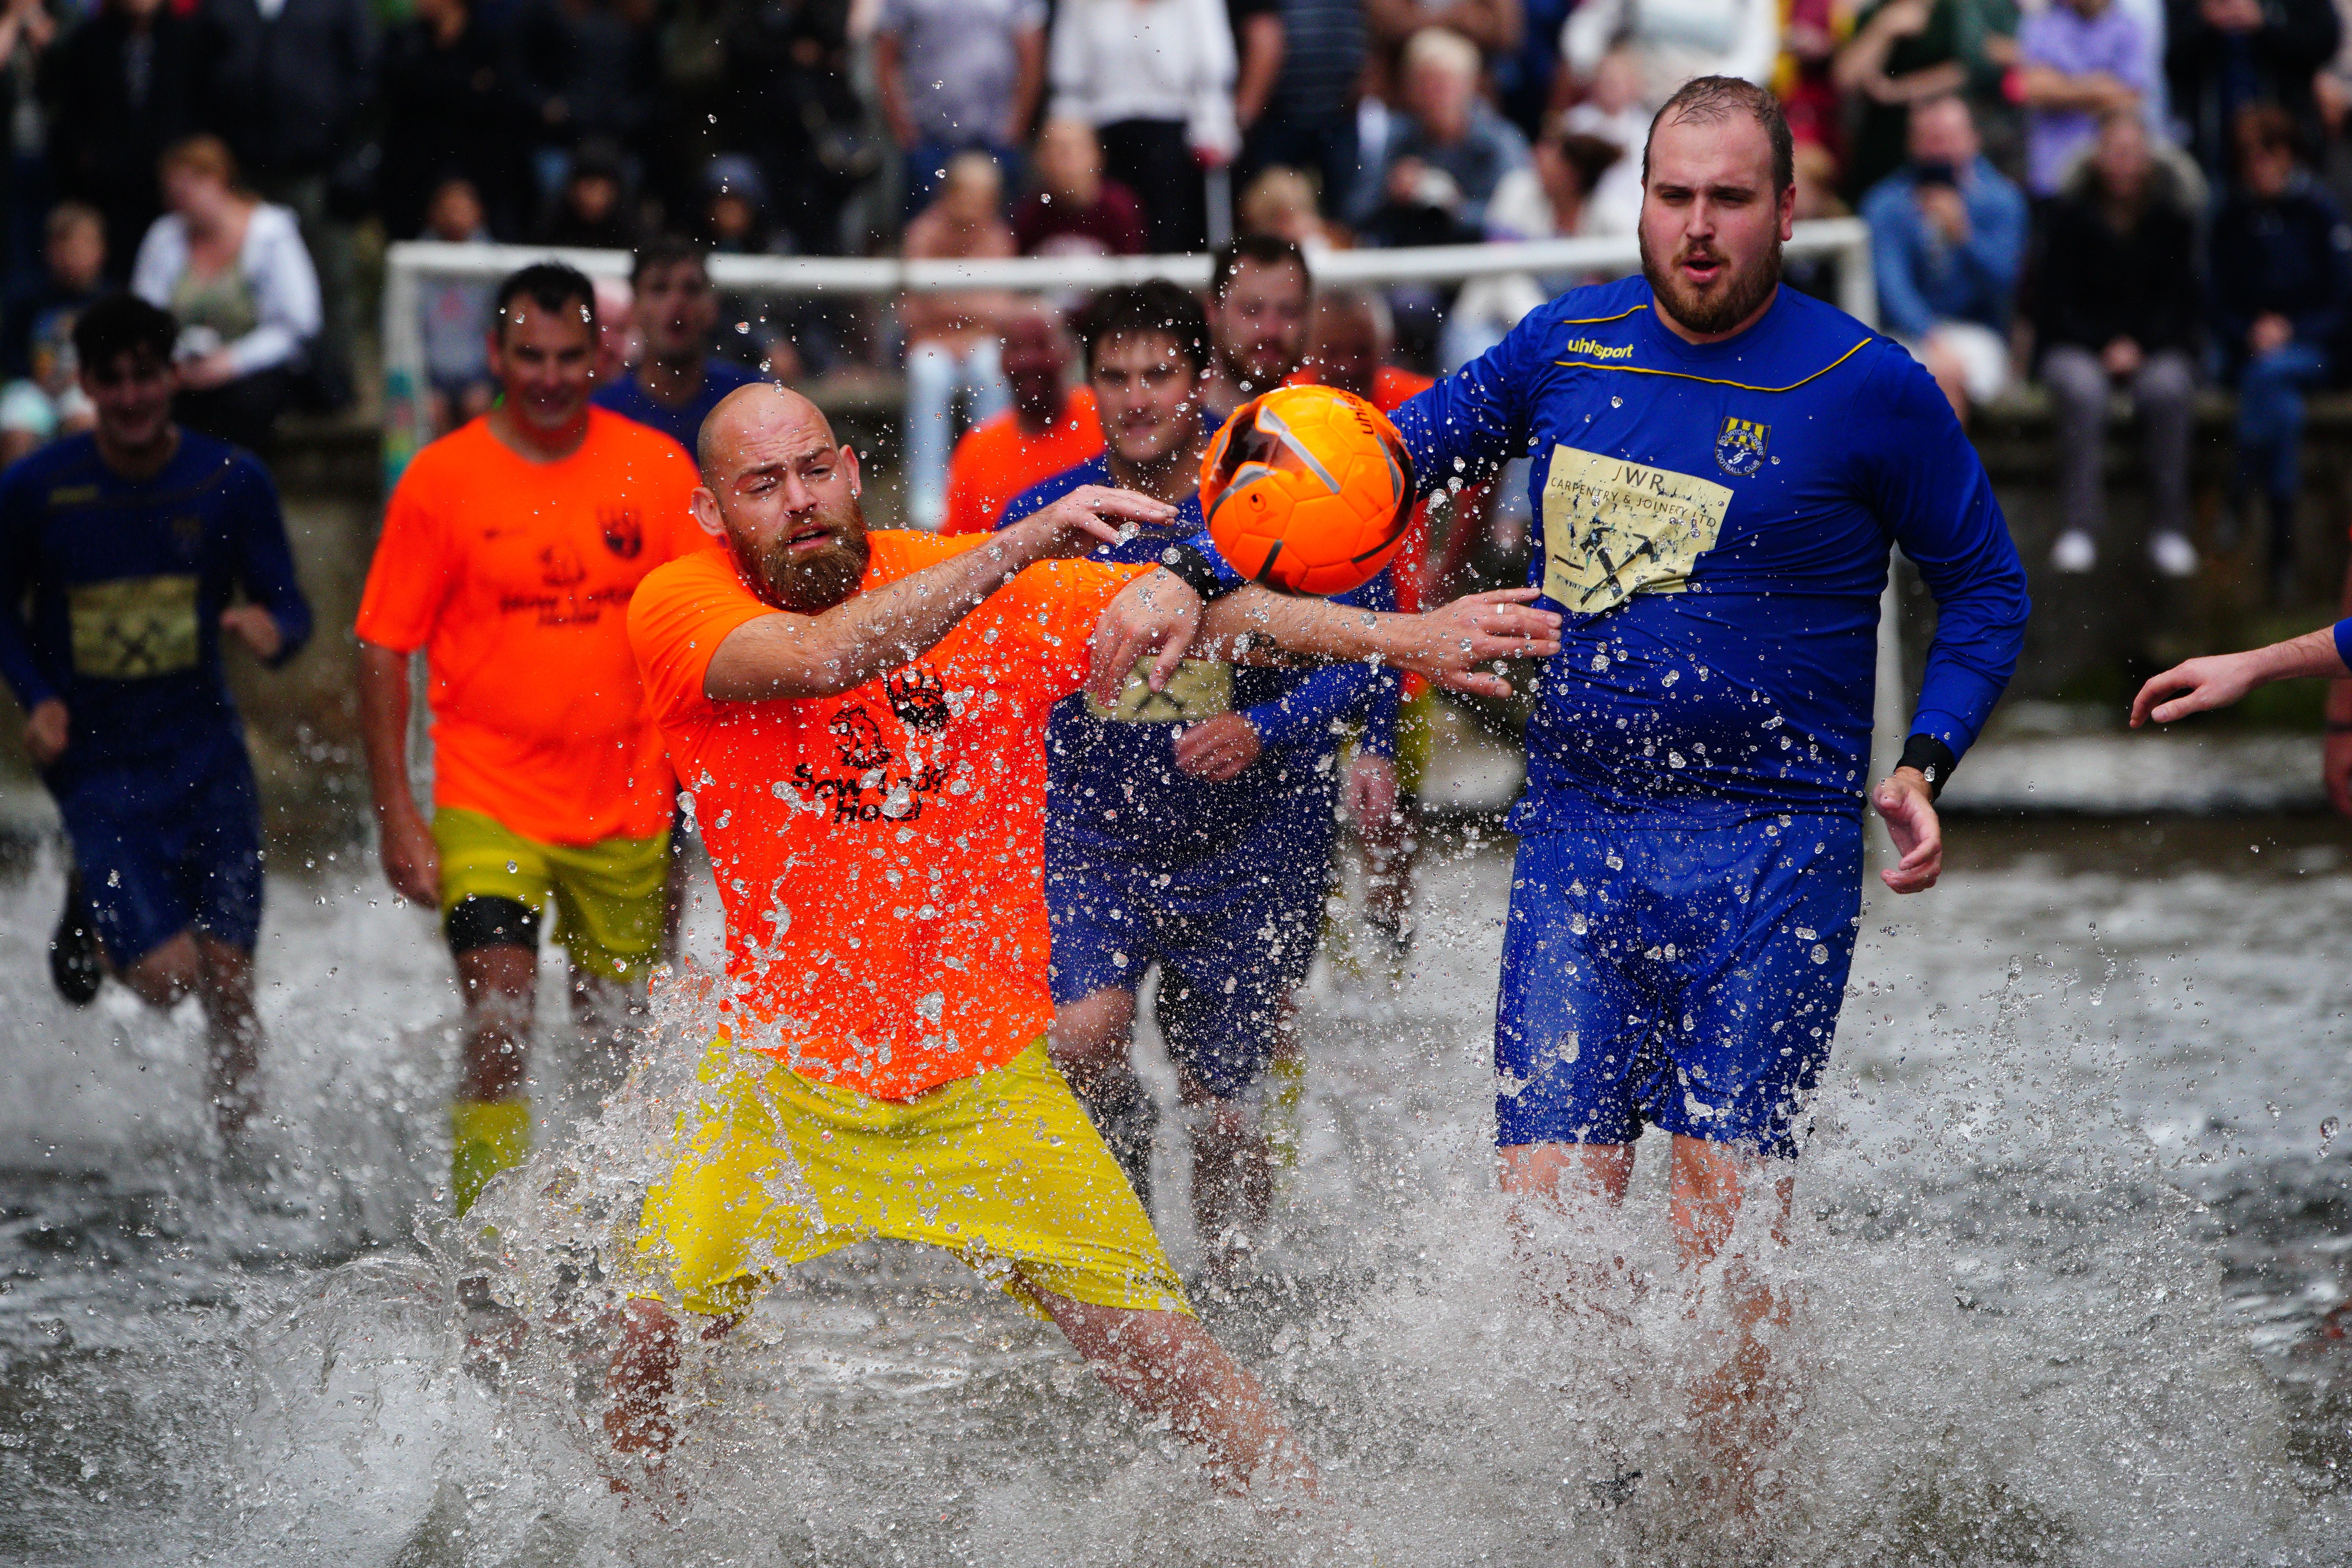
[
  {"xmin": 1441, "ymin": 125, "xmax": 1623, "ymax": 368},
  {"xmin": 1860, "ymin": 94, "xmax": 2028, "ymax": 423},
  {"xmin": 415, "ymin": 178, "xmax": 497, "ymax": 436},
  {"xmin": 377, "ymin": 0, "xmax": 526, "ymax": 241},
  {"xmin": 714, "ymin": 0, "xmax": 871, "ymax": 256},
  {"xmin": 590, "ymin": 273, "xmax": 635, "ymax": 387},
  {"xmin": 1049, "ymin": 0, "xmax": 1239, "ymax": 253},
  {"xmin": 899, "ymin": 151, "xmax": 1017, "ymax": 529},
  {"xmin": 1363, "ymin": 0, "xmax": 1522, "ymax": 100},
  {"xmin": 1352, "ymin": 27, "xmax": 1532, "ymax": 240},
  {"xmin": 1232, "ymin": 0, "xmax": 1283, "ymax": 162},
  {"xmin": 196, "ymin": 0, "xmax": 377, "ymax": 410},
  {"xmin": 130, "ymin": 135, "xmax": 320, "ymax": 450},
  {"xmin": 1560, "ymin": 0, "xmax": 1780, "ymax": 113},
  {"xmin": 0, "ymin": 202, "xmax": 100, "ymax": 463},
  {"xmin": 1559, "ymin": 47, "xmax": 1649, "ymax": 235},
  {"xmin": 536, "ymin": 140, "xmax": 638, "ymax": 250},
  {"xmin": 2038, "ymin": 110, "xmax": 2201, "ymax": 578},
  {"xmin": 2015, "ymin": 0, "xmax": 2149, "ymax": 198},
  {"xmin": 590, "ymin": 241, "xmax": 762, "ymax": 452},
  {"xmin": 1236, "ymin": 164, "xmax": 1349, "ymax": 252},
  {"xmin": 1, "ymin": 0, "xmax": 60, "ymax": 299},
  {"xmin": 1779, "ymin": 0, "xmax": 1847, "ymax": 160},
  {"xmin": 1202, "ymin": 232, "xmax": 1312, "ymax": 410},
  {"xmin": 1237, "ymin": 0, "xmax": 1367, "ymax": 216},
  {"xmin": 2210, "ymin": 103, "xmax": 2352, "ymax": 603},
  {"xmin": 44, "ymin": 0, "xmax": 200, "ymax": 278},
  {"xmin": 1834, "ymin": 0, "xmax": 2022, "ymax": 200},
  {"xmin": 876, "ymin": 0, "xmax": 1045, "ymax": 217},
  {"xmin": 2166, "ymin": 0, "xmax": 2339, "ymax": 185},
  {"xmin": 940, "ymin": 300, "xmax": 1103, "ymax": 535},
  {"xmin": 1011, "ymin": 117, "xmax": 1147, "ymax": 258},
  {"xmin": 509, "ymin": 0, "xmax": 660, "ymax": 204},
  {"xmin": 1494, "ymin": 0, "xmax": 1573, "ymax": 137},
  {"xmin": 1783, "ymin": 139, "xmax": 1856, "ymax": 299}
]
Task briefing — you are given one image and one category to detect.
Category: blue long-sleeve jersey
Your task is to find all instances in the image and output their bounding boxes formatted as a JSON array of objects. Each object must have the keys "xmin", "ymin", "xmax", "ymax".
[
  {"xmin": 1002, "ymin": 454, "xmax": 1399, "ymax": 863},
  {"xmin": 1393, "ymin": 276, "xmax": 2029, "ymax": 830},
  {"xmin": 0, "ymin": 431, "xmax": 311, "ymax": 783}
]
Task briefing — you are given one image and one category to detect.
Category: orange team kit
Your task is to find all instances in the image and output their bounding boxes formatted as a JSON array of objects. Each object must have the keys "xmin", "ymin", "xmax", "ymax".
[
  {"xmin": 356, "ymin": 410, "xmax": 705, "ymax": 844},
  {"xmin": 626, "ymin": 530, "xmax": 1151, "ymax": 1098},
  {"xmin": 939, "ymin": 387, "xmax": 1104, "ymax": 537}
]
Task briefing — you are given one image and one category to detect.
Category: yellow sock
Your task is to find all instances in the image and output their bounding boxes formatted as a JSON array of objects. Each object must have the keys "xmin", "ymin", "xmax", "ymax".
[
  {"xmin": 1264, "ymin": 1054, "xmax": 1307, "ymax": 1172},
  {"xmin": 450, "ymin": 1097, "xmax": 532, "ymax": 1217}
]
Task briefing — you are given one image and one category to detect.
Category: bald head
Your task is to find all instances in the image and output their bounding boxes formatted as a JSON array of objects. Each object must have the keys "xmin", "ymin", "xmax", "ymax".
[{"xmin": 691, "ymin": 381, "xmax": 871, "ymax": 612}]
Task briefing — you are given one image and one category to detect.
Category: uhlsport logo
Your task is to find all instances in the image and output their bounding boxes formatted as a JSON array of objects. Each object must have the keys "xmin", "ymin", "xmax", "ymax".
[
  {"xmin": 1560, "ymin": 336, "xmax": 1635, "ymax": 361},
  {"xmin": 1714, "ymin": 416, "xmax": 1769, "ymax": 479}
]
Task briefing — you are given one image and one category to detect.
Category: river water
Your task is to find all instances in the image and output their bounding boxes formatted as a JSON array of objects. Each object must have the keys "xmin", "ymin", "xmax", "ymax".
[{"xmin": 1, "ymin": 812, "xmax": 2348, "ymax": 1566}]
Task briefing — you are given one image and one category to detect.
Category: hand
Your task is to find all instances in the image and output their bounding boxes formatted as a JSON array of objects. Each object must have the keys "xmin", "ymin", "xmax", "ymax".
[
  {"xmin": 2100, "ymin": 336, "xmax": 2142, "ymax": 378},
  {"xmin": 1872, "ymin": 767, "xmax": 1942, "ymax": 893},
  {"xmin": 2328, "ymin": 731, "xmax": 2352, "ymax": 818},
  {"xmin": 179, "ymin": 350, "xmax": 239, "ymax": 390},
  {"xmin": 2250, "ymin": 314, "xmax": 2294, "ymax": 356},
  {"xmin": 378, "ymin": 808, "xmax": 441, "ymax": 907},
  {"xmin": 1385, "ymin": 156, "xmax": 1428, "ymax": 207},
  {"xmin": 1085, "ymin": 567, "xmax": 1202, "ymax": 706},
  {"xmin": 1173, "ymin": 712, "xmax": 1261, "ymax": 780},
  {"xmin": 1004, "ymin": 484, "xmax": 1175, "ymax": 567},
  {"xmin": 1385, "ymin": 588, "xmax": 1564, "ymax": 699},
  {"xmin": 220, "ymin": 604, "xmax": 283, "ymax": 662},
  {"xmin": 24, "ymin": 697, "xmax": 66, "ymax": 767},
  {"xmin": 1915, "ymin": 185, "xmax": 1969, "ymax": 245},
  {"xmin": 2129, "ymin": 651, "xmax": 2266, "ymax": 726},
  {"xmin": 1345, "ymin": 752, "xmax": 1400, "ymax": 827}
]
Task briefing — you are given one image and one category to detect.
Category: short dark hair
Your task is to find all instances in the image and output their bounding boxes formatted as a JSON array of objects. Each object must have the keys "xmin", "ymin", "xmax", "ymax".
[
  {"xmin": 1209, "ymin": 233, "xmax": 1310, "ymax": 302},
  {"xmin": 1076, "ymin": 281, "xmax": 1211, "ymax": 376},
  {"xmin": 493, "ymin": 261, "xmax": 597, "ymax": 340},
  {"xmin": 631, "ymin": 236, "xmax": 708, "ymax": 287},
  {"xmin": 1642, "ymin": 75, "xmax": 1796, "ymax": 194},
  {"xmin": 72, "ymin": 294, "xmax": 178, "ymax": 374}
]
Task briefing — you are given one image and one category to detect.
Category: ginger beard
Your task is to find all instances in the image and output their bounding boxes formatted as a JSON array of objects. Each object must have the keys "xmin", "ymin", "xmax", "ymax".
[
  {"xmin": 1639, "ymin": 217, "xmax": 1782, "ymax": 338},
  {"xmin": 739, "ymin": 488, "xmax": 871, "ymax": 613}
]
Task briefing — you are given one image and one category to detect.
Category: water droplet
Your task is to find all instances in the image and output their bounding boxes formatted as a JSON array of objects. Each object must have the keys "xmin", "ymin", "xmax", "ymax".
[
  {"xmin": 2321, "ymin": 1116, "xmax": 2340, "ymax": 1154},
  {"xmin": 1610, "ymin": 396, "xmax": 1623, "ymax": 408}
]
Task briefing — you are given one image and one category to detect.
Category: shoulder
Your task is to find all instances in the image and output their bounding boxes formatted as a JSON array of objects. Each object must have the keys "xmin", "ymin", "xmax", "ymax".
[
  {"xmin": 0, "ymin": 435, "xmax": 94, "ymax": 508},
  {"xmin": 391, "ymin": 419, "xmax": 492, "ymax": 503},
  {"xmin": 1971, "ymin": 160, "xmax": 2027, "ymax": 210},
  {"xmin": 1000, "ymin": 456, "xmax": 1107, "ymax": 527},
  {"xmin": 182, "ymin": 430, "xmax": 276, "ymax": 495},
  {"xmin": 1539, "ymin": 274, "xmax": 1650, "ymax": 330},
  {"xmin": 1857, "ymin": 172, "xmax": 1913, "ymax": 220},
  {"xmin": 955, "ymin": 405, "xmax": 1021, "ymax": 456},
  {"xmin": 248, "ymin": 205, "xmax": 307, "ymax": 247}
]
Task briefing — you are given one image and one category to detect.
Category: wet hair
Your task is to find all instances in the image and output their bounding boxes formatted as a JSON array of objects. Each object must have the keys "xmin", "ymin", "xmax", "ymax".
[
  {"xmin": 71, "ymin": 293, "xmax": 178, "ymax": 375},
  {"xmin": 1076, "ymin": 281, "xmax": 1210, "ymax": 376},
  {"xmin": 1643, "ymin": 74, "xmax": 1795, "ymax": 194},
  {"xmin": 492, "ymin": 261, "xmax": 597, "ymax": 341},
  {"xmin": 1209, "ymin": 232, "xmax": 1309, "ymax": 302},
  {"xmin": 630, "ymin": 236, "xmax": 709, "ymax": 287}
]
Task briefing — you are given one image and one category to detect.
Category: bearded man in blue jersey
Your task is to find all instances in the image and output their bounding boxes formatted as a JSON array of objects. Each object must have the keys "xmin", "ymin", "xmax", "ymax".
[{"xmin": 1390, "ymin": 76, "xmax": 2031, "ymax": 1501}]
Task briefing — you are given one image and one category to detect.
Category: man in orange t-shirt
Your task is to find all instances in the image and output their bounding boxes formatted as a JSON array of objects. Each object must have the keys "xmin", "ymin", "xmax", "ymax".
[
  {"xmin": 607, "ymin": 381, "xmax": 1558, "ymax": 1493},
  {"xmin": 938, "ymin": 303, "xmax": 1103, "ymax": 536},
  {"xmin": 355, "ymin": 263, "xmax": 704, "ymax": 1214}
]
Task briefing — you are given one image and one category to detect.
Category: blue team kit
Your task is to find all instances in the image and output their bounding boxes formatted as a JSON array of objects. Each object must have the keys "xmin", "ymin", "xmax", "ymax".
[
  {"xmin": 1395, "ymin": 278, "xmax": 2028, "ymax": 1154},
  {"xmin": 0, "ymin": 432, "xmax": 312, "ymax": 963},
  {"xmin": 1002, "ymin": 453, "xmax": 1399, "ymax": 1099}
]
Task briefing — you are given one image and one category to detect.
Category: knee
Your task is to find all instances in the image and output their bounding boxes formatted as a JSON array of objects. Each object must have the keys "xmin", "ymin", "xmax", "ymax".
[
  {"xmin": 2137, "ymin": 355, "xmax": 2194, "ymax": 405},
  {"xmin": 2041, "ymin": 350, "xmax": 2105, "ymax": 414},
  {"xmin": 122, "ymin": 935, "xmax": 201, "ymax": 1007},
  {"xmin": 1051, "ymin": 989, "xmax": 1137, "ymax": 1071}
]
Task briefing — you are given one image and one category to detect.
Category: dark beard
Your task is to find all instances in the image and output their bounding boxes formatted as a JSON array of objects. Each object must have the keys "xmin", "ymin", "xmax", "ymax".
[
  {"xmin": 742, "ymin": 501, "xmax": 872, "ymax": 612},
  {"xmin": 1640, "ymin": 230, "xmax": 1783, "ymax": 337}
]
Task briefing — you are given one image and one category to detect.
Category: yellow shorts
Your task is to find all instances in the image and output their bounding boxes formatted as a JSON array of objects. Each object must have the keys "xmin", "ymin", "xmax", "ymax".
[
  {"xmin": 431, "ymin": 808, "xmax": 668, "ymax": 983},
  {"xmin": 637, "ymin": 1036, "xmax": 1190, "ymax": 1322},
  {"xmin": 1393, "ymin": 688, "xmax": 1437, "ymax": 797}
]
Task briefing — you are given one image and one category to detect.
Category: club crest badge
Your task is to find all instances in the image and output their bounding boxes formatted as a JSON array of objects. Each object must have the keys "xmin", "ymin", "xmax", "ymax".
[{"xmin": 1714, "ymin": 416, "xmax": 1769, "ymax": 479}]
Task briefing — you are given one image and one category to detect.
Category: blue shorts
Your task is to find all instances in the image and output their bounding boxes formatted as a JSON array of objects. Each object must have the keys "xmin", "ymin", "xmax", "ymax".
[
  {"xmin": 1493, "ymin": 816, "xmax": 1862, "ymax": 1158},
  {"xmin": 1045, "ymin": 827, "xmax": 1331, "ymax": 1100},
  {"xmin": 51, "ymin": 730, "xmax": 265, "ymax": 965}
]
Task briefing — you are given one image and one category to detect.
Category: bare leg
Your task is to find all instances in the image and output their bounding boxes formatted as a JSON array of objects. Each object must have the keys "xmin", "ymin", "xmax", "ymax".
[
  {"xmin": 1498, "ymin": 1140, "xmax": 1637, "ymax": 1316},
  {"xmin": 1670, "ymin": 1134, "xmax": 1795, "ymax": 1517},
  {"xmin": 456, "ymin": 943, "xmax": 537, "ymax": 1102},
  {"xmin": 120, "ymin": 929, "xmax": 264, "ymax": 1138},
  {"xmin": 1359, "ymin": 802, "xmax": 1414, "ymax": 948},
  {"xmin": 1035, "ymin": 1287, "xmax": 1317, "ymax": 1499},
  {"xmin": 1049, "ymin": 986, "xmax": 1155, "ymax": 1201},
  {"xmin": 1184, "ymin": 1073, "xmax": 1276, "ymax": 1274}
]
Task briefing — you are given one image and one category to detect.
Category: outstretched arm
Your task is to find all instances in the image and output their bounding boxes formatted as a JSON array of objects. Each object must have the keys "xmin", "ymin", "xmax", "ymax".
[
  {"xmin": 2130, "ymin": 623, "xmax": 2350, "ymax": 726},
  {"xmin": 705, "ymin": 487, "xmax": 1167, "ymax": 701}
]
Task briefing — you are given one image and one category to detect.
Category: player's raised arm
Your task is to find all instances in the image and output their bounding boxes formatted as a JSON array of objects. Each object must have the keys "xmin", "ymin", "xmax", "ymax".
[
  {"xmin": 2131, "ymin": 623, "xmax": 2352, "ymax": 726},
  {"xmin": 692, "ymin": 385, "xmax": 1174, "ymax": 701}
]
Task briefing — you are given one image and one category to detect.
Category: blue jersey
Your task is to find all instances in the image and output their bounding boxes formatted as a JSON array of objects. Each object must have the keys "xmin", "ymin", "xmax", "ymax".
[
  {"xmin": 0, "ymin": 431, "xmax": 312, "ymax": 784},
  {"xmin": 1394, "ymin": 277, "xmax": 2029, "ymax": 829},
  {"xmin": 1001, "ymin": 454, "xmax": 1399, "ymax": 864},
  {"xmin": 590, "ymin": 357, "xmax": 762, "ymax": 454}
]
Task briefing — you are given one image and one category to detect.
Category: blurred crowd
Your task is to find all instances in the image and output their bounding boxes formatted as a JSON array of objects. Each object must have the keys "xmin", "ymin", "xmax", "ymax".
[{"xmin": 5, "ymin": 0, "xmax": 2352, "ymax": 584}]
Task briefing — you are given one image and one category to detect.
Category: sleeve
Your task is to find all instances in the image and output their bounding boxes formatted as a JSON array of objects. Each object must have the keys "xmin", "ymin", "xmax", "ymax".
[
  {"xmin": 1862, "ymin": 184, "xmax": 1939, "ymax": 339},
  {"xmin": 2109, "ymin": 11, "xmax": 2153, "ymax": 88},
  {"xmin": 129, "ymin": 218, "xmax": 178, "ymax": 309},
  {"xmin": 1559, "ymin": 0, "xmax": 1624, "ymax": 77},
  {"xmin": 1239, "ymin": 569, "xmax": 1401, "ymax": 751},
  {"xmin": 1008, "ymin": 557, "xmax": 1151, "ymax": 697},
  {"xmin": 626, "ymin": 554, "xmax": 771, "ymax": 726},
  {"xmin": 224, "ymin": 208, "xmax": 322, "ymax": 377},
  {"xmin": 1392, "ymin": 305, "xmax": 1543, "ymax": 497},
  {"xmin": 229, "ymin": 457, "xmax": 312, "ymax": 666},
  {"xmin": 1852, "ymin": 346, "xmax": 2030, "ymax": 761},
  {"xmin": 0, "ymin": 470, "xmax": 56, "ymax": 712},
  {"xmin": 353, "ymin": 465, "xmax": 461, "ymax": 654}
]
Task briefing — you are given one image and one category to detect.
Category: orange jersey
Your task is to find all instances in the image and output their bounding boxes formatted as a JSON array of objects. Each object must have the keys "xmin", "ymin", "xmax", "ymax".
[
  {"xmin": 939, "ymin": 388, "xmax": 1104, "ymax": 536},
  {"xmin": 628, "ymin": 531, "xmax": 1150, "ymax": 1100},
  {"xmin": 356, "ymin": 410, "xmax": 704, "ymax": 845}
]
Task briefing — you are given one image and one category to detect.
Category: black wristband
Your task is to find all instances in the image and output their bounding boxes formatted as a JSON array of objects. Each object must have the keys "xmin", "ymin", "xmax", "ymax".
[
  {"xmin": 1160, "ymin": 541, "xmax": 1245, "ymax": 603},
  {"xmin": 1897, "ymin": 733, "xmax": 1960, "ymax": 800}
]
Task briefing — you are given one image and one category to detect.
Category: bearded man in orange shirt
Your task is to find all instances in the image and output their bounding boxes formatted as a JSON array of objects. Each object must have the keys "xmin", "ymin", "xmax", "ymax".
[
  {"xmin": 356, "ymin": 263, "xmax": 705, "ymax": 1214},
  {"xmin": 607, "ymin": 381, "xmax": 1559, "ymax": 1495},
  {"xmin": 938, "ymin": 300, "xmax": 1103, "ymax": 536}
]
